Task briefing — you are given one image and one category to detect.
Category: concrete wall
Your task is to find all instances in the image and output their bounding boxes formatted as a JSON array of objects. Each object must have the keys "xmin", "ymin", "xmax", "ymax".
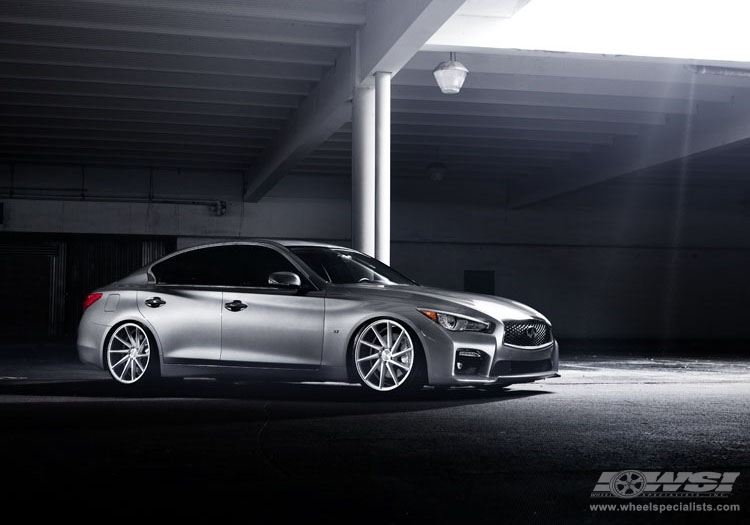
[{"xmin": 2, "ymin": 163, "xmax": 749, "ymax": 339}]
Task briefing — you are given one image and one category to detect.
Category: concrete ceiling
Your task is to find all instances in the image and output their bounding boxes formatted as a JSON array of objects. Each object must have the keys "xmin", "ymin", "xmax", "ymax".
[{"xmin": 2, "ymin": 0, "xmax": 750, "ymax": 208}]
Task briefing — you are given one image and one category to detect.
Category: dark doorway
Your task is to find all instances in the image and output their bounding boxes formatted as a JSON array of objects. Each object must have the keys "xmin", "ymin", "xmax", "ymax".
[
  {"xmin": 0, "ymin": 253, "xmax": 50, "ymax": 339},
  {"xmin": 0, "ymin": 233, "xmax": 176, "ymax": 342}
]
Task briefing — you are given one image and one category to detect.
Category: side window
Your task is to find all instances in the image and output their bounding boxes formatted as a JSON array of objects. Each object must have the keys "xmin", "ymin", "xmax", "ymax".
[
  {"xmin": 151, "ymin": 245, "xmax": 297, "ymax": 287},
  {"xmin": 224, "ymin": 245, "xmax": 296, "ymax": 287},
  {"xmin": 152, "ymin": 247, "xmax": 223, "ymax": 285}
]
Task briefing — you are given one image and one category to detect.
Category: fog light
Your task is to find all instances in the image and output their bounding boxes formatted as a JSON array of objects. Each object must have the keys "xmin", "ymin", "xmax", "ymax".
[{"xmin": 455, "ymin": 349, "xmax": 486, "ymax": 376}]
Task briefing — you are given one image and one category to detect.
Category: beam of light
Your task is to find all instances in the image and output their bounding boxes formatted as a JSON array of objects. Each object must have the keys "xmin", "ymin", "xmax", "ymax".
[
  {"xmin": 662, "ymin": 76, "xmax": 696, "ymax": 339},
  {"xmin": 433, "ymin": 0, "xmax": 750, "ymax": 63}
]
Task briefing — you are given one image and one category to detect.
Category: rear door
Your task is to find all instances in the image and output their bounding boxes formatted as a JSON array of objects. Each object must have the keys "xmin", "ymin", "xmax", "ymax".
[
  {"xmin": 136, "ymin": 288, "xmax": 222, "ymax": 363},
  {"xmin": 137, "ymin": 247, "xmax": 226, "ymax": 363}
]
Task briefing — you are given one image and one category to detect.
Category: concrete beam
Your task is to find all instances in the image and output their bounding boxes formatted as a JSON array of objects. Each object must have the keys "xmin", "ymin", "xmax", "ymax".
[
  {"xmin": 394, "ymin": 69, "xmax": 735, "ymax": 102},
  {"xmin": 357, "ymin": 0, "xmax": 465, "ymax": 84},
  {"xmin": 243, "ymin": 46, "xmax": 354, "ymax": 201},
  {"xmin": 73, "ymin": 0, "xmax": 367, "ymax": 26},
  {"xmin": 0, "ymin": 1, "xmax": 355, "ymax": 47},
  {"xmin": 244, "ymin": 0, "xmax": 465, "ymax": 201},
  {"xmin": 391, "ymin": 84, "xmax": 702, "ymax": 115},
  {"xmin": 510, "ymin": 92, "xmax": 750, "ymax": 208},
  {"xmin": 0, "ymin": 21, "xmax": 341, "ymax": 64}
]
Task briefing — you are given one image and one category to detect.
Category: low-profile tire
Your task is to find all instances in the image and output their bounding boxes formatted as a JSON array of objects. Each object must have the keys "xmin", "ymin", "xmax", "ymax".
[
  {"xmin": 105, "ymin": 322, "xmax": 160, "ymax": 385},
  {"xmin": 352, "ymin": 318, "xmax": 425, "ymax": 395}
]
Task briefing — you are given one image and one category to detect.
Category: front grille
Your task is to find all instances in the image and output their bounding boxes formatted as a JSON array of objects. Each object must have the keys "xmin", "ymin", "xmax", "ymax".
[
  {"xmin": 503, "ymin": 320, "xmax": 552, "ymax": 347},
  {"xmin": 491, "ymin": 359, "xmax": 552, "ymax": 376}
]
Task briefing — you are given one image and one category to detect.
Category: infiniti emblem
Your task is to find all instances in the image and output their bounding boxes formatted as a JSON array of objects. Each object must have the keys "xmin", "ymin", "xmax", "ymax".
[{"xmin": 525, "ymin": 326, "xmax": 538, "ymax": 339}]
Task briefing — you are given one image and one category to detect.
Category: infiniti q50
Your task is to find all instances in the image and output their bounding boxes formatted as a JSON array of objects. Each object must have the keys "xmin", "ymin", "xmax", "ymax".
[{"xmin": 78, "ymin": 240, "xmax": 559, "ymax": 394}]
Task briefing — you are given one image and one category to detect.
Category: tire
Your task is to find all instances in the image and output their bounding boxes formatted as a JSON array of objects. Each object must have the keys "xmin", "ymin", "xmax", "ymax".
[
  {"xmin": 105, "ymin": 322, "xmax": 160, "ymax": 385},
  {"xmin": 352, "ymin": 318, "xmax": 425, "ymax": 394}
]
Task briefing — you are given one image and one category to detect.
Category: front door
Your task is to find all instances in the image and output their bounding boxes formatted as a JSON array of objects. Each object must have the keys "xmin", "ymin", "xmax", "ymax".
[{"xmin": 220, "ymin": 289, "xmax": 325, "ymax": 368}]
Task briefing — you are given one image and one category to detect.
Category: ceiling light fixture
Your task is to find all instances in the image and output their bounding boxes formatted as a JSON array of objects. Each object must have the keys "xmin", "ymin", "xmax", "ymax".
[{"xmin": 432, "ymin": 52, "xmax": 468, "ymax": 94}]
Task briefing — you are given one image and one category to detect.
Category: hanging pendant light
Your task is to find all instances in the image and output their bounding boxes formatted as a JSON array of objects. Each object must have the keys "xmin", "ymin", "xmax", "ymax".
[{"xmin": 432, "ymin": 52, "xmax": 469, "ymax": 94}]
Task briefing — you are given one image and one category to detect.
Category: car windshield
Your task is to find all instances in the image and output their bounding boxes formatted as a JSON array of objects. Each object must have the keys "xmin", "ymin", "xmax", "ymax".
[{"xmin": 290, "ymin": 246, "xmax": 417, "ymax": 285}]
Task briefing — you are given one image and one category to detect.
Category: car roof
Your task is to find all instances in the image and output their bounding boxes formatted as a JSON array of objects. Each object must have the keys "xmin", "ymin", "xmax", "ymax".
[
  {"xmin": 138, "ymin": 239, "xmax": 348, "ymax": 288},
  {"xmin": 274, "ymin": 239, "xmax": 350, "ymax": 249},
  {"xmin": 172, "ymin": 239, "xmax": 350, "ymax": 252}
]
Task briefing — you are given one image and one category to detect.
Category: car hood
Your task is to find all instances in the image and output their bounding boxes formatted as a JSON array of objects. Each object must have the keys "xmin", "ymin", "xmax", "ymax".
[{"xmin": 326, "ymin": 284, "xmax": 550, "ymax": 325}]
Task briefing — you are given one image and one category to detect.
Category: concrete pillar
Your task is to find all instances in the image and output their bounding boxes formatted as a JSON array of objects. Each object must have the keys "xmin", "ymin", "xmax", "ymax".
[
  {"xmin": 352, "ymin": 85, "xmax": 375, "ymax": 256},
  {"xmin": 375, "ymin": 71, "xmax": 391, "ymax": 264}
]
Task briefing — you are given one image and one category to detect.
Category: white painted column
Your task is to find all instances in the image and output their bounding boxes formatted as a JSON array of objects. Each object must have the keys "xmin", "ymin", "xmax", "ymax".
[
  {"xmin": 375, "ymin": 71, "xmax": 391, "ymax": 264},
  {"xmin": 352, "ymin": 85, "xmax": 375, "ymax": 256}
]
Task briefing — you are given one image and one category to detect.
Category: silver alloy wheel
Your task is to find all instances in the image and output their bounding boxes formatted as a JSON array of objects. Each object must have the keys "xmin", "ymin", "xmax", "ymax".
[
  {"xmin": 354, "ymin": 319, "xmax": 415, "ymax": 392},
  {"xmin": 107, "ymin": 323, "xmax": 151, "ymax": 384}
]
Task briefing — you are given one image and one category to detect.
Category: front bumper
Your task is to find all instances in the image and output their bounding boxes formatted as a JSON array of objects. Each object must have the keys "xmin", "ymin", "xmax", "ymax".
[
  {"xmin": 417, "ymin": 319, "xmax": 559, "ymax": 386},
  {"xmin": 453, "ymin": 339, "xmax": 559, "ymax": 385}
]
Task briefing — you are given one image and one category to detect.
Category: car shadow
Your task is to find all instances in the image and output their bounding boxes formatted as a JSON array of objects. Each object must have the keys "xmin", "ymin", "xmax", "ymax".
[{"xmin": 0, "ymin": 378, "xmax": 552, "ymax": 426}]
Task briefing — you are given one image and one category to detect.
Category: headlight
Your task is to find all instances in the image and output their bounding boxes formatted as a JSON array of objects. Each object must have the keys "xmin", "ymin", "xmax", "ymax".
[{"xmin": 418, "ymin": 309, "xmax": 491, "ymax": 332}]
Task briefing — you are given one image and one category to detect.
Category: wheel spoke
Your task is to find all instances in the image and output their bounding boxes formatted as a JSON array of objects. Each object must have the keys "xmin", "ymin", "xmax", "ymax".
[
  {"xmin": 378, "ymin": 361, "xmax": 385, "ymax": 388},
  {"xmin": 391, "ymin": 360, "xmax": 409, "ymax": 371},
  {"xmin": 360, "ymin": 340, "xmax": 381, "ymax": 350},
  {"xmin": 133, "ymin": 358, "xmax": 146, "ymax": 373},
  {"xmin": 386, "ymin": 321, "xmax": 392, "ymax": 348},
  {"xmin": 117, "ymin": 359, "xmax": 131, "ymax": 381},
  {"xmin": 386, "ymin": 363, "xmax": 399, "ymax": 385},
  {"xmin": 391, "ymin": 330, "xmax": 404, "ymax": 351},
  {"xmin": 364, "ymin": 359, "xmax": 380, "ymax": 380},
  {"xmin": 371, "ymin": 326, "xmax": 387, "ymax": 348},
  {"xmin": 125, "ymin": 327, "xmax": 136, "ymax": 348},
  {"xmin": 391, "ymin": 347, "xmax": 412, "ymax": 358},
  {"xmin": 357, "ymin": 353, "xmax": 379, "ymax": 362},
  {"xmin": 109, "ymin": 349, "xmax": 129, "ymax": 354},
  {"xmin": 112, "ymin": 354, "xmax": 129, "ymax": 369},
  {"xmin": 113, "ymin": 334, "xmax": 129, "ymax": 347}
]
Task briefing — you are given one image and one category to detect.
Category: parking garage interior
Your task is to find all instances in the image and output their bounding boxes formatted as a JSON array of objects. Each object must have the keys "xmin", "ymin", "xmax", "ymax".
[{"xmin": 0, "ymin": 1, "xmax": 748, "ymax": 522}]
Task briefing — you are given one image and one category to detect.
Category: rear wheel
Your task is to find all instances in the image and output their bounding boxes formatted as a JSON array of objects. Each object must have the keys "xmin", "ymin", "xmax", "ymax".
[
  {"xmin": 353, "ymin": 319, "xmax": 424, "ymax": 394},
  {"xmin": 105, "ymin": 322, "xmax": 159, "ymax": 385}
]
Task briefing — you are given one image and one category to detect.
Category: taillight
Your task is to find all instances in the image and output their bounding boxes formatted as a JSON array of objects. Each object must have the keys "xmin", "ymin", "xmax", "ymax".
[{"xmin": 83, "ymin": 293, "xmax": 103, "ymax": 312}]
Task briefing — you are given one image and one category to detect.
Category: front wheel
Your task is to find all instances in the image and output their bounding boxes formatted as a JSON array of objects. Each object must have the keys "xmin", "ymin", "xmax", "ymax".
[
  {"xmin": 353, "ymin": 319, "xmax": 424, "ymax": 394},
  {"xmin": 105, "ymin": 322, "xmax": 159, "ymax": 385}
]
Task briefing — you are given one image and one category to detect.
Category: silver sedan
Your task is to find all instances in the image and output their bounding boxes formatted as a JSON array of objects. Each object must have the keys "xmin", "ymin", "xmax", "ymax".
[{"xmin": 78, "ymin": 240, "xmax": 559, "ymax": 394}]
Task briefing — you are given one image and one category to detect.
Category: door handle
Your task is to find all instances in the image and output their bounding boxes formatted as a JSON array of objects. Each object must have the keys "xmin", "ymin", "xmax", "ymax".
[
  {"xmin": 145, "ymin": 296, "xmax": 166, "ymax": 308},
  {"xmin": 224, "ymin": 300, "xmax": 248, "ymax": 312}
]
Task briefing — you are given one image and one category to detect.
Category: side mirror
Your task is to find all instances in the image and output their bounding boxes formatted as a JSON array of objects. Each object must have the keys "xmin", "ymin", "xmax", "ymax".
[{"xmin": 268, "ymin": 271, "xmax": 302, "ymax": 289}]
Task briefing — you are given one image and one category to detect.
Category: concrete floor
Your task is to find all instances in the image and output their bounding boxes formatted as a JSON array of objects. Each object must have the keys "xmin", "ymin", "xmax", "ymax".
[{"xmin": 0, "ymin": 343, "xmax": 748, "ymax": 523}]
